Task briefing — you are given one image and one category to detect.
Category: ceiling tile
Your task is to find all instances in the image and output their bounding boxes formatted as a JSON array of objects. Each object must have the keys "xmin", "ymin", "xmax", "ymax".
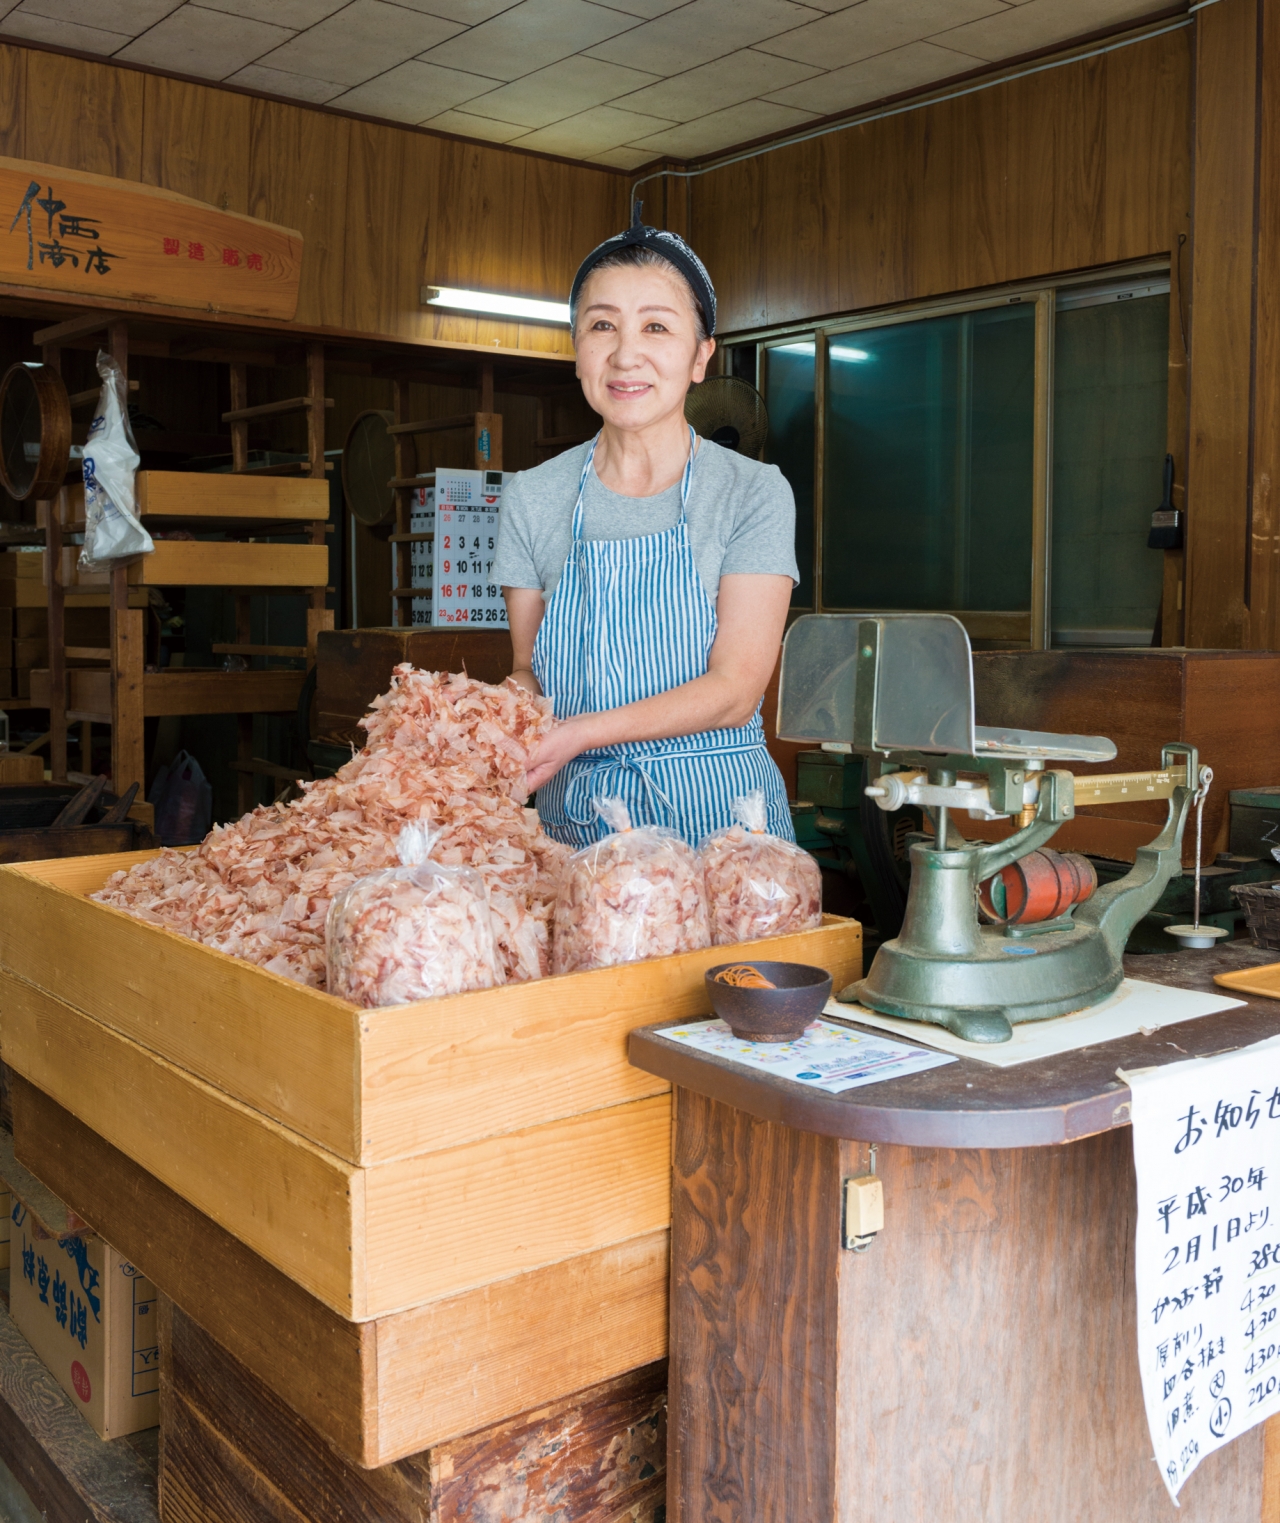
[
  {"xmin": 224, "ymin": 62, "xmax": 349, "ymax": 100},
  {"xmin": 389, "ymin": 0, "xmax": 523, "ymax": 19},
  {"xmin": 587, "ymin": 0, "xmax": 823, "ymax": 76},
  {"xmin": 421, "ymin": 106, "xmax": 529, "ymax": 139},
  {"xmin": 419, "ymin": 0, "xmax": 639, "ymax": 83},
  {"xmin": 331, "ymin": 58, "xmax": 500, "ymax": 119},
  {"xmin": 586, "ymin": 144, "xmax": 654, "ymax": 167},
  {"xmin": 17, "ymin": 0, "xmax": 178, "ymax": 27},
  {"xmin": 629, "ymin": 96, "xmax": 816, "ymax": 155},
  {"xmin": 934, "ymin": 0, "xmax": 1165, "ymax": 63},
  {"xmin": 254, "ymin": 0, "xmax": 464, "ymax": 85},
  {"xmin": 588, "ymin": 0, "xmax": 697, "ymax": 16},
  {"xmin": 512, "ymin": 101, "xmax": 675, "ymax": 153},
  {"xmin": 195, "ymin": 0, "xmax": 346, "ymax": 25},
  {"xmin": 765, "ymin": 36, "xmax": 976, "ymax": 113},
  {"xmin": 115, "ymin": 4, "xmax": 293, "ymax": 76},
  {"xmin": 613, "ymin": 45, "xmax": 821, "ymax": 122},
  {"xmin": 461, "ymin": 54, "xmax": 657, "ymax": 128},
  {"xmin": 757, "ymin": 0, "xmax": 1006, "ymax": 69},
  {"xmin": 1, "ymin": 8, "xmax": 131, "ymax": 52}
]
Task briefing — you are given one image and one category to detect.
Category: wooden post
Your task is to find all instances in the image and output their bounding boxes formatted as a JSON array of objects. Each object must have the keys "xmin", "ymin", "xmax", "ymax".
[
  {"xmin": 79, "ymin": 720, "xmax": 91, "ymax": 777},
  {"xmin": 228, "ymin": 363, "xmax": 249, "ymax": 473},
  {"xmin": 475, "ymin": 362, "xmax": 501, "ymax": 470},
  {"xmin": 392, "ymin": 380, "xmax": 414, "ymax": 629},
  {"xmin": 42, "ymin": 336, "xmax": 66, "ymax": 782},
  {"xmin": 103, "ymin": 321, "xmax": 146, "ymax": 800},
  {"xmin": 305, "ymin": 342, "xmax": 333, "ymax": 653}
]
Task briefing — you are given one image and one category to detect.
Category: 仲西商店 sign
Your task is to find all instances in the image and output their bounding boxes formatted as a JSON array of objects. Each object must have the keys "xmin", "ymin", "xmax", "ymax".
[{"xmin": 0, "ymin": 156, "xmax": 302, "ymax": 321}]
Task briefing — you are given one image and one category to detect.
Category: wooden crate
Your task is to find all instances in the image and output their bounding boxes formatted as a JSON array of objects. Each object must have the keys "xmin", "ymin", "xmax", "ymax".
[
  {"xmin": 14, "ymin": 1075, "xmax": 666, "ymax": 1469},
  {"xmin": 0, "ymin": 850, "xmax": 862, "ymax": 1322},
  {"xmin": 158, "ymin": 1298, "xmax": 666, "ymax": 1520}
]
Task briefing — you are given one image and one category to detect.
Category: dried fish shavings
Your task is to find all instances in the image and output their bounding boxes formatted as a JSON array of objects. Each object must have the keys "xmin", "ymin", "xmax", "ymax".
[
  {"xmin": 326, "ymin": 824, "xmax": 502, "ymax": 1008},
  {"xmin": 699, "ymin": 789, "xmax": 822, "ymax": 946},
  {"xmin": 93, "ymin": 669, "xmax": 564, "ymax": 989},
  {"xmin": 551, "ymin": 797, "xmax": 711, "ymax": 975}
]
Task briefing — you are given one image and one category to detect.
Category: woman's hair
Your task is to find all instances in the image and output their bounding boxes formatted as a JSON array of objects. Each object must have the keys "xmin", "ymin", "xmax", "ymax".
[{"xmin": 571, "ymin": 245, "xmax": 709, "ymax": 343}]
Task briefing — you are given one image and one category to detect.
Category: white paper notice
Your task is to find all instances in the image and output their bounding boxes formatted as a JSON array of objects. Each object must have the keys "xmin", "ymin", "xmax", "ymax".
[
  {"xmin": 1126, "ymin": 1034, "xmax": 1280, "ymax": 1502},
  {"xmin": 658, "ymin": 1017, "xmax": 955, "ymax": 1093}
]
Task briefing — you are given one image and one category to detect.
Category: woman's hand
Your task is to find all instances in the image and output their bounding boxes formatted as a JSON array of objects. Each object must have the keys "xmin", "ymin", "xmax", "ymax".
[{"xmin": 525, "ymin": 715, "xmax": 598, "ymax": 794}]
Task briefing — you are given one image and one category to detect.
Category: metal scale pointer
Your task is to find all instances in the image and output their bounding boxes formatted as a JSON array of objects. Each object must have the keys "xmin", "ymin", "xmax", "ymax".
[{"xmin": 776, "ymin": 613, "xmax": 1206, "ymax": 1043}]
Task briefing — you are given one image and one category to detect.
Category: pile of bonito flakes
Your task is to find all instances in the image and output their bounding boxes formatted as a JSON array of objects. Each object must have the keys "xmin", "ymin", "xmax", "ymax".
[
  {"xmin": 95, "ymin": 667, "xmax": 567, "ymax": 992},
  {"xmin": 95, "ymin": 668, "xmax": 823, "ymax": 1006}
]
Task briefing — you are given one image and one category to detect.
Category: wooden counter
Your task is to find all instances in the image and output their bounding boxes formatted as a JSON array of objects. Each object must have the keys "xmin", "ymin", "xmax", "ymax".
[{"xmin": 630, "ymin": 945, "xmax": 1280, "ymax": 1523}]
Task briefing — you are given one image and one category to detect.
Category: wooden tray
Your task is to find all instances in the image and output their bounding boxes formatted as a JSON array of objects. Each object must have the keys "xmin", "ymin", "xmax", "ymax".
[
  {"xmin": 0, "ymin": 850, "xmax": 861, "ymax": 1322},
  {"xmin": 1213, "ymin": 960, "xmax": 1280, "ymax": 999}
]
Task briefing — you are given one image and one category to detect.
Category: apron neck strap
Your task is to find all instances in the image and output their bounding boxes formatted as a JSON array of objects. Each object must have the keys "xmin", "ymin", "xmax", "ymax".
[{"xmin": 572, "ymin": 424, "xmax": 698, "ymax": 540}]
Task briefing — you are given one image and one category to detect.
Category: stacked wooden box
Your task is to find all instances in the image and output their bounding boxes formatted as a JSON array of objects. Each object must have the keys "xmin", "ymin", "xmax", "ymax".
[
  {"xmin": 0, "ymin": 848, "xmax": 862, "ymax": 1469},
  {"xmin": 0, "ymin": 552, "xmax": 112, "ymax": 703}
]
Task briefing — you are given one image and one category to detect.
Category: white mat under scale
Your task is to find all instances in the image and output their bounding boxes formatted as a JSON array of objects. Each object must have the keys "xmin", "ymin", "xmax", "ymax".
[{"xmin": 826, "ymin": 977, "xmax": 1245, "ymax": 1067}]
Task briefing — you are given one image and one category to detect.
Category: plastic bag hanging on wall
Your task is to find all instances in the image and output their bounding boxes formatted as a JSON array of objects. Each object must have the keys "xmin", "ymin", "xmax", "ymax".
[{"xmin": 80, "ymin": 350, "xmax": 153, "ymax": 570}]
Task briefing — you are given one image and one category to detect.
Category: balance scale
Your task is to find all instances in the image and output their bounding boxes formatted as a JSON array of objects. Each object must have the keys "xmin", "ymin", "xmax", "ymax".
[{"xmin": 776, "ymin": 613, "xmax": 1204, "ymax": 1044}]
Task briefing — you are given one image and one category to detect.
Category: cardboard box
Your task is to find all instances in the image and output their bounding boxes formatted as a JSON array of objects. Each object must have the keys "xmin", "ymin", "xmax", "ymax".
[
  {"xmin": 0, "ymin": 551, "xmax": 43, "ymax": 581},
  {"xmin": 10, "ymin": 1201, "xmax": 159, "ymax": 1439}
]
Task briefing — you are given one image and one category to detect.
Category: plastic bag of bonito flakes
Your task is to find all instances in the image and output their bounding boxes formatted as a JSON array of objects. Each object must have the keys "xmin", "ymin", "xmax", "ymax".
[
  {"xmin": 551, "ymin": 797, "xmax": 711, "ymax": 974},
  {"xmin": 699, "ymin": 789, "xmax": 821, "ymax": 946}
]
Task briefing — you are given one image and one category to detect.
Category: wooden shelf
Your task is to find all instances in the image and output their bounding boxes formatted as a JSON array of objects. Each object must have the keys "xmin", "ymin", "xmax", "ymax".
[
  {"xmin": 222, "ymin": 395, "xmax": 333, "ymax": 424},
  {"xmin": 32, "ymin": 668, "xmax": 306, "ymax": 718},
  {"xmin": 126, "ymin": 542, "xmax": 329, "ymax": 588}
]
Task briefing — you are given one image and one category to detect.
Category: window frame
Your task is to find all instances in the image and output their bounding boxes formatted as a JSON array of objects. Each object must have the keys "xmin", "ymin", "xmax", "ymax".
[{"xmin": 740, "ymin": 258, "xmax": 1170, "ymax": 648}]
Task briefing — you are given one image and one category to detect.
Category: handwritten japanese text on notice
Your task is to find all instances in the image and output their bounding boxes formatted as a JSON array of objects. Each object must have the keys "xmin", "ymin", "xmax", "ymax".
[{"xmin": 1127, "ymin": 1035, "xmax": 1280, "ymax": 1502}]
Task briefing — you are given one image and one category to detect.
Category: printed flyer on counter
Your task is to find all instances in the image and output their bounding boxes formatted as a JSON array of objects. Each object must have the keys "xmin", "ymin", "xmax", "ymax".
[{"xmin": 659, "ymin": 1018, "xmax": 956, "ymax": 1093}]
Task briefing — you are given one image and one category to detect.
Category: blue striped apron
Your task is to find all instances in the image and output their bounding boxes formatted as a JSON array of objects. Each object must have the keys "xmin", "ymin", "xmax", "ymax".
[{"xmin": 532, "ymin": 427, "xmax": 794, "ymax": 848}]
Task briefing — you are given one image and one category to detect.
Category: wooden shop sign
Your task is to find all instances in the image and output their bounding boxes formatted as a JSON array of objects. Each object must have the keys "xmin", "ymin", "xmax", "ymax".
[{"xmin": 0, "ymin": 156, "xmax": 302, "ymax": 321}]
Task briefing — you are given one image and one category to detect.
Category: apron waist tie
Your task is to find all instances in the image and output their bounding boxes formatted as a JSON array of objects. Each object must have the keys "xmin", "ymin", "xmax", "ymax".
[{"xmin": 562, "ymin": 754, "xmax": 678, "ymax": 829}]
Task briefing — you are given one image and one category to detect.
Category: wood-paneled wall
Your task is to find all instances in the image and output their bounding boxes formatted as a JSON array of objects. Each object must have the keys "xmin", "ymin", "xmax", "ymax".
[
  {"xmin": 689, "ymin": 28, "xmax": 1190, "ymax": 335},
  {"xmin": 0, "ymin": 42, "xmax": 626, "ymax": 356}
]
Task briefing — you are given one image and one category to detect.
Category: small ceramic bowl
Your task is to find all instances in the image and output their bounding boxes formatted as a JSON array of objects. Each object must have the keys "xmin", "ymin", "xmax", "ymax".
[{"xmin": 705, "ymin": 960, "xmax": 833, "ymax": 1043}]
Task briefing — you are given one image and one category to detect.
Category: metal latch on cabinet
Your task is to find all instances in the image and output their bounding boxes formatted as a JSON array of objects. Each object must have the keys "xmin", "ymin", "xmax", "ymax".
[{"xmin": 843, "ymin": 1145, "xmax": 883, "ymax": 1253}]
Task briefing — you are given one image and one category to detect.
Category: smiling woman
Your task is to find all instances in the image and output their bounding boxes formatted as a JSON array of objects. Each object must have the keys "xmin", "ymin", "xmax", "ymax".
[{"xmin": 494, "ymin": 210, "xmax": 800, "ymax": 849}]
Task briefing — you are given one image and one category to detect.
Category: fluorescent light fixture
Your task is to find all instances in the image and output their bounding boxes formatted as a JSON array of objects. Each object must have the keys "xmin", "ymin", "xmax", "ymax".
[
  {"xmin": 773, "ymin": 341, "xmax": 816, "ymax": 356},
  {"xmin": 422, "ymin": 285, "xmax": 570, "ymax": 325},
  {"xmin": 830, "ymin": 345, "xmax": 872, "ymax": 362}
]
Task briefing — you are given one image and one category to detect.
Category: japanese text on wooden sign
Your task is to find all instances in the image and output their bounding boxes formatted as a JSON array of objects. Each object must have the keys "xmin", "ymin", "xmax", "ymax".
[
  {"xmin": 0, "ymin": 155, "xmax": 301, "ymax": 320},
  {"xmin": 1126, "ymin": 1035, "xmax": 1280, "ymax": 1501}
]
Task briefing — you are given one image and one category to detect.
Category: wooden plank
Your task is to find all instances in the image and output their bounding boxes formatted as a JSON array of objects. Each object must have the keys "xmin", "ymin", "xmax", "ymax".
[
  {"xmin": 134, "ymin": 471, "xmax": 328, "ymax": 521},
  {"xmin": 0, "ymin": 1299, "xmax": 158, "ymax": 1523},
  {"xmin": 0, "ymin": 849, "xmax": 858, "ymax": 1165},
  {"xmin": 160, "ymin": 1300, "xmax": 665, "ymax": 1522},
  {"xmin": 1264, "ymin": 1414, "xmax": 1280, "ymax": 1523},
  {"xmin": 1185, "ymin": 0, "xmax": 1257, "ymax": 647},
  {"xmin": 14, "ymin": 1073, "xmax": 670, "ymax": 1468},
  {"xmin": 222, "ymin": 395, "xmax": 332, "ymax": 423},
  {"xmin": 4, "ymin": 976, "xmax": 362, "ymax": 1317},
  {"xmin": 0, "ymin": 153, "xmax": 301, "ymax": 320},
  {"xmin": 3, "ymin": 974, "xmax": 671, "ymax": 1320},
  {"xmin": 1248, "ymin": 0, "xmax": 1280, "ymax": 650},
  {"xmin": 110, "ymin": 581, "xmax": 145, "ymax": 803},
  {"xmin": 23, "ymin": 52, "xmax": 142, "ymax": 180},
  {"xmin": 0, "ymin": 863, "xmax": 364, "ymax": 1160},
  {"xmin": 126, "ymin": 542, "xmax": 329, "ymax": 587},
  {"xmin": 0, "ymin": 45, "xmax": 24, "ymax": 161},
  {"xmin": 247, "ymin": 98, "xmax": 349, "ymax": 332},
  {"xmin": 0, "ymin": 824, "xmax": 138, "ymax": 863},
  {"xmin": 139, "ymin": 72, "xmax": 249, "ymax": 215},
  {"xmin": 357, "ymin": 917, "xmax": 861, "ymax": 1165},
  {"xmin": 143, "ymin": 669, "xmax": 305, "ymax": 716}
]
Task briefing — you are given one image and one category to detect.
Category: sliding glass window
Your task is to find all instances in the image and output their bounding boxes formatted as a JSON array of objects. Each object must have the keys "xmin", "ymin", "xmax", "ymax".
[{"xmin": 736, "ymin": 267, "xmax": 1170, "ymax": 648}]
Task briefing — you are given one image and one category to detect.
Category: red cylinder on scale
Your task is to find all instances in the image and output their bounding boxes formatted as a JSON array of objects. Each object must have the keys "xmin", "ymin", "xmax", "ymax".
[{"xmin": 979, "ymin": 848, "xmax": 1098, "ymax": 925}]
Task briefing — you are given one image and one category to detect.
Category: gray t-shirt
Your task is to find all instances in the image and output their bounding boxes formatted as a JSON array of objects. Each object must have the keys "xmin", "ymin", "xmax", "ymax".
[{"xmin": 493, "ymin": 439, "xmax": 799, "ymax": 603}]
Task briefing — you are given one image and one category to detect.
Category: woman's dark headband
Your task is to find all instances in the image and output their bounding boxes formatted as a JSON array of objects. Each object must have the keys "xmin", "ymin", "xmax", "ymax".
[{"xmin": 569, "ymin": 203, "xmax": 717, "ymax": 337}]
